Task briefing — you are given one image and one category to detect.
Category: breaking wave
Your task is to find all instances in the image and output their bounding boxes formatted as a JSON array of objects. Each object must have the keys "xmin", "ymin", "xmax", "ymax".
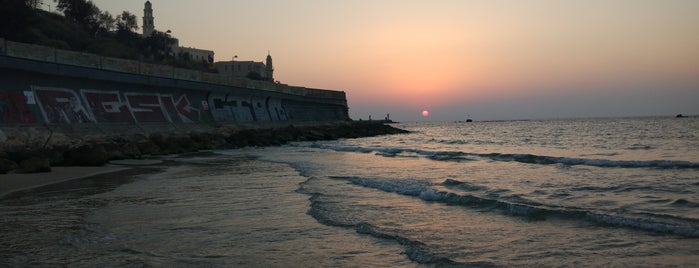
[
  {"xmin": 335, "ymin": 176, "xmax": 699, "ymax": 238},
  {"xmin": 300, "ymin": 179, "xmax": 465, "ymax": 265},
  {"xmin": 294, "ymin": 143, "xmax": 699, "ymax": 169}
]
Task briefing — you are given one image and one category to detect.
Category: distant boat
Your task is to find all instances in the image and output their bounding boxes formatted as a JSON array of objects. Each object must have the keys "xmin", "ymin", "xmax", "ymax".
[{"xmin": 466, "ymin": 119, "xmax": 473, "ymax": 122}]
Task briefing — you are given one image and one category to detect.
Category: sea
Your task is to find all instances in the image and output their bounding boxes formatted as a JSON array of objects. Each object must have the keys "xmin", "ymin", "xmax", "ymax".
[{"xmin": 2, "ymin": 116, "xmax": 698, "ymax": 267}]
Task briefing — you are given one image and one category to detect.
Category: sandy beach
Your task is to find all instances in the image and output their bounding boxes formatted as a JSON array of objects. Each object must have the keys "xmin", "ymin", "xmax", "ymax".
[
  {"xmin": 0, "ymin": 166, "xmax": 130, "ymax": 198},
  {"xmin": 0, "ymin": 158, "xmax": 167, "ymax": 198}
]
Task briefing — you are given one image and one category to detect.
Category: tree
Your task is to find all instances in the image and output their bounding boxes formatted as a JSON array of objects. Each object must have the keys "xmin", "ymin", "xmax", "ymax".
[
  {"xmin": 26, "ymin": 0, "xmax": 42, "ymax": 9},
  {"xmin": 116, "ymin": 11, "xmax": 138, "ymax": 33},
  {"xmin": 53, "ymin": 0, "xmax": 99, "ymax": 26},
  {"xmin": 95, "ymin": 10, "xmax": 115, "ymax": 33},
  {"xmin": 0, "ymin": 0, "xmax": 35, "ymax": 39},
  {"xmin": 141, "ymin": 30, "xmax": 176, "ymax": 62}
]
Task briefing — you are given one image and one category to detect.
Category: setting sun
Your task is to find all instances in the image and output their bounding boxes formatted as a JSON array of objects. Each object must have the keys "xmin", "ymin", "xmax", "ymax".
[{"xmin": 422, "ymin": 110, "xmax": 430, "ymax": 117}]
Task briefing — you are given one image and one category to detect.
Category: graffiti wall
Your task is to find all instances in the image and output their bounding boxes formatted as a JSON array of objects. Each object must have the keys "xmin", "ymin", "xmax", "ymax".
[
  {"xmin": 208, "ymin": 93, "xmax": 289, "ymax": 123},
  {"xmin": 0, "ymin": 85, "xmax": 307, "ymax": 125},
  {"xmin": 0, "ymin": 53, "xmax": 349, "ymax": 126},
  {"xmin": 0, "ymin": 92, "xmax": 36, "ymax": 124},
  {"xmin": 28, "ymin": 86, "xmax": 203, "ymax": 124}
]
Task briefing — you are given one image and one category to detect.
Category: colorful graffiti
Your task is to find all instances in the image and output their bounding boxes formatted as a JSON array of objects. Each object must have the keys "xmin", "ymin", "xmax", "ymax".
[
  {"xmin": 34, "ymin": 88, "xmax": 93, "ymax": 123},
  {"xmin": 31, "ymin": 87, "xmax": 202, "ymax": 124},
  {"xmin": 0, "ymin": 92, "xmax": 37, "ymax": 123},
  {"xmin": 81, "ymin": 90, "xmax": 133, "ymax": 123},
  {"xmin": 161, "ymin": 95, "xmax": 200, "ymax": 123},
  {"xmin": 1, "ymin": 86, "xmax": 294, "ymax": 125},
  {"xmin": 209, "ymin": 93, "xmax": 287, "ymax": 123}
]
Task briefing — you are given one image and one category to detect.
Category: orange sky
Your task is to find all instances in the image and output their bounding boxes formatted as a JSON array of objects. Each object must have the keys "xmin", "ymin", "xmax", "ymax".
[{"xmin": 89, "ymin": 0, "xmax": 699, "ymax": 120}]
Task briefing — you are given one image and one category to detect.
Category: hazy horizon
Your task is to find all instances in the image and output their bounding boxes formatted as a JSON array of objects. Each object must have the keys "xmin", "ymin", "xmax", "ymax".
[{"xmin": 82, "ymin": 0, "xmax": 698, "ymax": 121}]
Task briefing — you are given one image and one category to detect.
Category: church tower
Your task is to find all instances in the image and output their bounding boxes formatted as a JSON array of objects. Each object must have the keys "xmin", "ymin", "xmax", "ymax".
[
  {"xmin": 265, "ymin": 53, "xmax": 274, "ymax": 81},
  {"xmin": 143, "ymin": 1, "xmax": 155, "ymax": 37}
]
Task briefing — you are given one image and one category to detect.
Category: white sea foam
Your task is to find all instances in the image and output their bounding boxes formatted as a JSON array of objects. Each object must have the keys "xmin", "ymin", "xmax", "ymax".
[
  {"xmin": 295, "ymin": 142, "xmax": 699, "ymax": 169},
  {"xmin": 342, "ymin": 175, "xmax": 699, "ymax": 237}
]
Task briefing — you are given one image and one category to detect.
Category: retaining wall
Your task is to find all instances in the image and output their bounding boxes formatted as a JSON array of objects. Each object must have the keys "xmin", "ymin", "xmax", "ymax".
[{"xmin": 0, "ymin": 39, "xmax": 349, "ymax": 127}]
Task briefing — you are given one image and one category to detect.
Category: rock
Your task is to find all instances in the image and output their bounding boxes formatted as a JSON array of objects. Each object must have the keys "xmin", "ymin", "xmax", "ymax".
[
  {"xmin": 0, "ymin": 158, "xmax": 18, "ymax": 174},
  {"xmin": 18, "ymin": 157, "xmax": 51, "ymax": 173},
  {"xmin": 0, "ymin": 129, "xmax": 7, "ymax": 143},
  {"xmin": 156, "ymin": 135, "xmax": 193, "ymax": 154},
  {"xmin": 36, "ymin": 147, "xmax": 66, "ymax": 165},
  {"xmin": 0, "ymin": 122, "xmax": 409, "ymax": 169},
  {"xmin": 676, "ymin": 114, "xmax": 685, "ymax": 118},
  {"xmin": 64, "ymin": 144, "xmax": 109, "ymax": 166},
  {"xmin": 103, "ymin": 142, "xmax": 142, "ymax": 160},
  {"xmin": 137, "ymin": 141, "xmax": 161, "ymax": 155}
]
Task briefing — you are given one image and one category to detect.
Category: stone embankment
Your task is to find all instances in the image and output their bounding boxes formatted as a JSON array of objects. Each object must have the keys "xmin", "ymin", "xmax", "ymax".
[{"xmin": 0, "ymin": 122, "xmax": 407, "ymax": 174}]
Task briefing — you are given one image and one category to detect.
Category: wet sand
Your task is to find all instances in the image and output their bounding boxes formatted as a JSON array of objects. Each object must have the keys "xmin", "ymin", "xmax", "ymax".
[
  {"xmin": 0, "ymin": 166, "xmax": 130, "ymax": 198},
  {"xmin": 0, "ymin": 158, "xmax": 169, "ymax": 198}
]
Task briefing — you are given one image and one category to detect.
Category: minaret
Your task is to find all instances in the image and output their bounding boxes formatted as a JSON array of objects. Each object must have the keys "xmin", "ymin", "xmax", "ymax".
[
  {"xmin": 265, "ymin": 52, "xmax": 274, "ymax": 81},
  {"xmin": 143, "ymin": 1, "xmax": 155, "ymax": 37}
]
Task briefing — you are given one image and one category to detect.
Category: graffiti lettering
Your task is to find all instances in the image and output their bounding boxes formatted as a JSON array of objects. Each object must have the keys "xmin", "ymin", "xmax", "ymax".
[
  {"xmin": 22, "ymin": 86, "xmax": 292, "ymax": 125},
  {"xmin": 210, "ymin": 93, "xmax": 253, "ymax": 122},
  {"xmin": 0, "ymin": 92, "xmax": 36, "ymax": 123},
  {"xmin": 209, "ymin": 93, "xmax": 287, "ymax": 123},
  {"xmin": 125, "ymin": 93, "xmax": 168, "ymax": 123},
  {"xmin": 161, "ymin": 95, "xmax": 200, "ymax": 123},
  {"xmin": 33, "ymin": 87, "xmax": 91, "ymax": 123},
  {"xmin": 82, "ymin": 90, "xmax": 134, "ymax": 123},
  {"xmin": 31, "ymin": 87, "xmax": 203, "ymax": 124}
]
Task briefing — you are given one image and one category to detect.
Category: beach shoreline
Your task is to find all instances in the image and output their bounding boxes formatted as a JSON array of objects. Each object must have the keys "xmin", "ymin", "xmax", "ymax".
[
  {"xmin": 0, "ymin": 166, "xmax": 130, "ymax": 198},
  {"xmin": 0, "ymin": 121, "xmax": 408, "ymax": 198}
]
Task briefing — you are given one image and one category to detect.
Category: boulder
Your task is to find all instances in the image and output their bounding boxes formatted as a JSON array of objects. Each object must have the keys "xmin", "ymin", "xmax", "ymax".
[
  {"xmin": 104, "ymin": 142, "xmax": 142, "ymax": 160},
  {"xmin": 64, "ymin": 144, "xmax": 109, "ymax": 166},
  {"xmin": 0, "ymin": 158, "xmax": 18, "ymax": 174},
  {"xmin": 0, "ymin": 129, "xmax": 7, "ymax": 143},
  {"xmin": 18, "ymin": 157, "xmax": 51, "ymax": 173},
  {"xmin": 137, "ymin": 141, "xmax": 161, "ymax": 155}
]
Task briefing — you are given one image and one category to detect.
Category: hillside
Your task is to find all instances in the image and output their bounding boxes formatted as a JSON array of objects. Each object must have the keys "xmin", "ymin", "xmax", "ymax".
[{"xmin": 1, "ymin": 0, "xmax": 214, "ymax": 72}]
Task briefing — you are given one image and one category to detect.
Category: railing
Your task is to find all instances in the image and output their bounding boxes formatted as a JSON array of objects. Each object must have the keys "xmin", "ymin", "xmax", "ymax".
[{"xmin": 0, "ymin": 38, "xmax": 346, "ymax": 100}]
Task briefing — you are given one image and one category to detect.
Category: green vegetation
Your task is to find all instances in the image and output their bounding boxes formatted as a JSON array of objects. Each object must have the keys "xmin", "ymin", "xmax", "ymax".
[{"xmin": 0, "ymin": 0, "xmax": 215, "ymax": 72}]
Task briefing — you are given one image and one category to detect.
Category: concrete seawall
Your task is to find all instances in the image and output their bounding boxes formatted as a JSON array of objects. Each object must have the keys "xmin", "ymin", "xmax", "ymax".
[{"xmin": 0, "ymin": 39, "xmax": 349, "ymax": 127}]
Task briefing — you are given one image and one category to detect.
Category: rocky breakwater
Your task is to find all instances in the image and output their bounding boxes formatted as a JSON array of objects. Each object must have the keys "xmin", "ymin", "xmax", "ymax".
[{"xmin": 0, "ymin": 122, "xmax": 408, "ymax": 174}]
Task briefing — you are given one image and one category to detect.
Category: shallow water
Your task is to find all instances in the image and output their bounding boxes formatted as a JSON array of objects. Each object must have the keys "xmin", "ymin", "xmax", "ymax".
[{"xmin": 2, "ymin": 117, "xmax": 698, "ymax": 267}]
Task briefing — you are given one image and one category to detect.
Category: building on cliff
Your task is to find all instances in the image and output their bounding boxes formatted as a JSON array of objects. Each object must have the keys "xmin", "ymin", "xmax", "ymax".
[
  {"xmin": 142, "ymin": 1, "xmax": 214, "ymax": 64},
  {"xmin": 214, "ymin": 53, "xmax": 274, "ymax": 82}
]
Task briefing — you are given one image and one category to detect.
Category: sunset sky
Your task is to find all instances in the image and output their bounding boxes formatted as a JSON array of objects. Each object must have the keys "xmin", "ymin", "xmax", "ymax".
[{"xmin": 87, "ymin": 0, "xmax": 698, "ymax": 121}]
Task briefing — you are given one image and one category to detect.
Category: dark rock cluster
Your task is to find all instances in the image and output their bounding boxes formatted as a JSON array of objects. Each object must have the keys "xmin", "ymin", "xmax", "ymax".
[{"xmin": 0, "ymin": 122, "xmax": 408, "ymax": 174}]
